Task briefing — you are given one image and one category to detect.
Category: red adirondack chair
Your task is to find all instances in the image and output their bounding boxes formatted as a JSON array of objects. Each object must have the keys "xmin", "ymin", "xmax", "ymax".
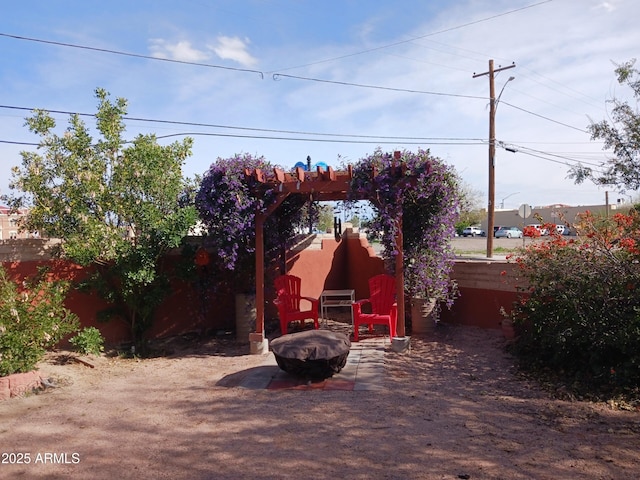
[
  {"xmin": 274, "ymin": 275, "xmax": 320, "ymax": 335},
  {"xmin": 352, "ymin": 274, "xmax": 397, "ymax": 342}
]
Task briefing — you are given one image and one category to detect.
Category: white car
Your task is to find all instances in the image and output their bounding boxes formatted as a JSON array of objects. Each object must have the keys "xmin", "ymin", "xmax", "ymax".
[
  {"xmin": 462, "ymin": 226, "xmax": 486, "ymax": 237},
  {"xmin": 495, "ymin": 226, "xmax": 523, "ymax": 238}
]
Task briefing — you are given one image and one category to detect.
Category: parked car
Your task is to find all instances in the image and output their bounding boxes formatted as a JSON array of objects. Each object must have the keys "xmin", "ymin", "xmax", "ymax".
[
  {"xmin": 524, "ymin": 224, "xmax": 548, "ymax": 237},
  {"xmin": 495, "ymin": 226, "xmax": 523, "ymax": 239},
  {"xmin": 556, "ymin": 224, "xmax": 575, "ymax": 235},
  {"xmin": 462, "ymin": 226, "xmax": 486, "ymax": 237},
  {"xmin": 493, "ymin": 225, "xmax": 505, "ymax": 237}
]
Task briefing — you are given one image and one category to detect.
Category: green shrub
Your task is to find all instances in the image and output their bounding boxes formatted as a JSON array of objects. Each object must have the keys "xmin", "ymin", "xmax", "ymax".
[
  {"xmin": 0, "ymin": 265, "xmax": 80, "ymax": 376},
  {"xmin": 506, "ymin": 210, "xmax": 640, "ymax": 397},
  {"xmin": 69, "ymin": 327, "xmax": 104, "ymax": 356}
]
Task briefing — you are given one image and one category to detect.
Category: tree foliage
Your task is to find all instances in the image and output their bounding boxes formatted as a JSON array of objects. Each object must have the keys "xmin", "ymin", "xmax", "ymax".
[
  {"xmin": 0, "ymin": 265, "xmax": 79, "ymax": 376},
  {"xmin": 571, "ymin": 59, "xmax": 640, "ymax": 191},
  {"xmin": 315, "ymin": 203, "xmax": 334, "ymax": 232},
  {"xmin": 455, "ymin": 180, "xmax": 485, "ymax": 233},
  {"xmin": 4, "ymin": 89, "xmax": 197, "ymax": 347}
]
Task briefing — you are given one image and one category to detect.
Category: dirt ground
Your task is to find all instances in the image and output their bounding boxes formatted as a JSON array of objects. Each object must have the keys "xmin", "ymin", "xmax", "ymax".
[{"xmin": 1, "ymin": 322, "xmax": 639, "ymax": 480}]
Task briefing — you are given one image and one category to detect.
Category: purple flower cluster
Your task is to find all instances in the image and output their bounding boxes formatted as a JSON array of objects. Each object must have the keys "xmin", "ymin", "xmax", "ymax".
[
  {"xmin": 195, "ymin": 154, "xmax": 268, "ymax": 271},
  {"xmin": 195, "ymin": 153, "xmax": 307, "ymax": 287},
  {"xmin": 350, "ymin": 148, "xmax": 461, "ymax": 308}
]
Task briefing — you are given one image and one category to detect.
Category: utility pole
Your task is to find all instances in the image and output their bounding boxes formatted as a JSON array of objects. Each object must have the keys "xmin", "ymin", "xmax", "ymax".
[{"xmin": 474, "ymin": 60, "xmax": 515, "ymax": 258}]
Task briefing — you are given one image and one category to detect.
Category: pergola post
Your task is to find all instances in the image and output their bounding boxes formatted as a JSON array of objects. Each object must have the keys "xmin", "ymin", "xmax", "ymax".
[
  {"xmin": 248, "ymin": 213, "xmax": 268, "ymax": 354},
  {"xmin": 248, "ymin": 179, "xmax": 291, "ymax": 354},
  {"xmin": 395, "ymin": 215, "xmax": 406, "ymax": 338}
]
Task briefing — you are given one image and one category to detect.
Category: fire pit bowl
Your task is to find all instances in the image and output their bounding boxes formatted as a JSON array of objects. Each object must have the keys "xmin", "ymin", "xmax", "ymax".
[{"xmin": 270, "ymin": 329, "xmax": 351, "ymax": 380}]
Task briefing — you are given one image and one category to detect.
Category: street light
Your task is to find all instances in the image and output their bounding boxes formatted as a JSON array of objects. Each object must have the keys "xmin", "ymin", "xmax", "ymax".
[
  {"xmin": 496, "ymin": 76, "xmax": 515, "ymax": 113},
  {"xmin": 500, "ymin": 192, "xmax": 519, "ymax": 209}
]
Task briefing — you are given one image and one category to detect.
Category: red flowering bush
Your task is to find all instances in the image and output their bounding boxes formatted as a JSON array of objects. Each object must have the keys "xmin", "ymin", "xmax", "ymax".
[
  {"xmin": 522, "ymin": 225, "xmax": 541, "ymax": 237},
  {"xmin": 506, "ymin": 209, "xmax": 640, "ymax": 397}
]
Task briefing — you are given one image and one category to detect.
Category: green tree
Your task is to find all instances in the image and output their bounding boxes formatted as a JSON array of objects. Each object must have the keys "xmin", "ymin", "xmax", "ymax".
[
  {"xmin": 455, "ymin": 179, "xmax": 485, "ymax": 233},
  {"xmin": 348, "ymin": 214, "xmax": 360, "ymax": 228},
  {"xmin": 315, "ymin": 203, "xmax": 334, "ymax": 232},
  {"xmin": 571, "ymin": 59, "xmax": 640, "ymax": 190},
  {"xmin": 4, "ymin": 89, "xmax": 197, "ymax": 350}
]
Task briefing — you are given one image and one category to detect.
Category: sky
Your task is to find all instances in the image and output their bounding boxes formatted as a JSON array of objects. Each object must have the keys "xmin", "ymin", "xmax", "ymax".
[{"xmin": 1, "ymin": 0, "xmax": 639, "ymax": 210}]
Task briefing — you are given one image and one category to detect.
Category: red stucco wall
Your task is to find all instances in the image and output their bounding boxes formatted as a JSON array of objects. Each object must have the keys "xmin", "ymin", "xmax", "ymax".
[
  {"xmin": 439, "ymin": 260, "xmax": 523, "ymax": 330},
  {"xmin": 439, "ymin": 287, "xmax": 519, "ymax": 329},
  {"xmin": 1, "ymin": 259, "xmax": 131, "ymax": 344},
  {"xmin": 2, "ymin": 237, "xmax": 523, "ymax": 346},
  {"xmin": 286, "ymin": 232, "xmax": 384, "ymax": 301}
]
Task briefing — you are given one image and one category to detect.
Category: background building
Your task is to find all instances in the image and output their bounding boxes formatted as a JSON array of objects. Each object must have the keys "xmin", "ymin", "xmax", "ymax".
[
  {"xmin": 482, "ymin": 203, "xmax": 633, "ymax": 234},
  {"xmin": 0, "ymin": 205, "xmax": 32, "ymax": 240}
]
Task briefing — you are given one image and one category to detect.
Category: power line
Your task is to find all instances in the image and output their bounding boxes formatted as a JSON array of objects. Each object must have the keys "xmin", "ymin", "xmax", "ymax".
[
  {"xmin": 272, "ymin": 73, "xmax": 485, "ymax": 99},
  {"xmin": 514, "ymin": 147, "xmax": 593, "ymax": 168},
  {"xmin": 506, "ymin": 86, "xmax": 597, "ymax": 120},
  {"xmin": 512, "ymin": 145, "xmax": 603, "ymax": 168},
  {"xmin": 503, "ymin": 143, "xmax": 608, "ymax": 175},
  {"xmin": 2, "ymin": 30, "xmax": 593, "ymax": 131},
  {"xmin": 266, "ymin": 0, "xmax": 553, "ymax": 74},
  {"xmin": 153, "ymin": 132, "xmax": 484, "ymax": 145},
  {"xmin": 1, "ymin": 135, "xmax": 608, "ymax": 171},
  {"xmin": 0, "ymin": 140, "xmax": 36, "ymax": 146},
  {"xmin": 268, "ymin": 76, "xmax": 596, "ymax": 134},
  {"xmin": 0, "ymin": 32, "xmax": 265, "ymax": 78},
  {"xmin": 500, "ymin": 101, "xmax": 588, "ymax": 133},
  {"xmin": 0, "ymin": 104, "xmax": 484, "ymax": 143},
  {"xmin": 419, "ymin": 40, "xmax": 604, "ymax": 112},
  {"xmin": 1, "ymin": 96, "xmax": 593, "ymax": 138},
  {"xmin": 0, "ymin": 29, "xmax": 488, "ymax": 100},
  {"xmin": 0, "ymin": 133, "xmax": 484, "ymax": 147},
  {"xmin": 517, "ymin": 65, "xmax": 604, "ymax": 109}
]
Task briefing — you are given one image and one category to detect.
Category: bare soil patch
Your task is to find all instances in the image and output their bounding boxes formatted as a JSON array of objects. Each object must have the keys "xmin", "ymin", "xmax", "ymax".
[{"xmin": 1, "ymin": 323, "xmax": 639, "ymax": 479}]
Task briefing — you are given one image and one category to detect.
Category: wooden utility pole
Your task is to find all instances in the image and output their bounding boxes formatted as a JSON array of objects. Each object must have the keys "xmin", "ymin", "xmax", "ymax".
[{"xmin": 473, "ymin": 60, "xmax": 515, "ymax": 258}]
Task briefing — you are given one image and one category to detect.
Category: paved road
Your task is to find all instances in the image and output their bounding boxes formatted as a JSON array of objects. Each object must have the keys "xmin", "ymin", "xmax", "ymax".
[
  {"xmin": 369, "ymin": 234, "xmax": 551, "ymax": 256},
  {"xmin": 452, "ymin": 235, "xmax": 531, "ymax": 254}
]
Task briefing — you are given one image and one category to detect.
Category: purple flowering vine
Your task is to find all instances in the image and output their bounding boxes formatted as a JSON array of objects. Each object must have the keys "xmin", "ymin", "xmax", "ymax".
[
  {"xmin": 195, "ymin": 153, "xmax": 308, "ymax": 290},
  {"xmin": 195, "ymin": 149, "xmax": 461, "ymax": 311},
  {"xmin": 350, "ymin": 148, "xmax": 461, "ymax": 310}
]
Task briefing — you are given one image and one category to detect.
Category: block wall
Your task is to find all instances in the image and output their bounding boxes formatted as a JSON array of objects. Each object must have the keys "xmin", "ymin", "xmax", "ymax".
[{"xmin": 1, "ymin": 237, "xmax": 523, "ymax": 345}]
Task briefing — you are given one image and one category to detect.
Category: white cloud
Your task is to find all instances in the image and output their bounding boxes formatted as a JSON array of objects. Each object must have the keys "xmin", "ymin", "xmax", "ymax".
[
  {"xmin": 149, "ymin": 39, "xmax": 210, "ymax": 62},
  {"xmin": 209, "ymin": 36, "xmax": 257, "ymax": 67},
  {"xmin": 595, "ymin": 1, "xmax": 618, "ymax": 13}
]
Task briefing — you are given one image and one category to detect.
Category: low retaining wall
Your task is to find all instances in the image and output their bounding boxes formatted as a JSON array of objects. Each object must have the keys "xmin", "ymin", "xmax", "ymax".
[{"xmin": 441, "ymin": 257, "xmax": 522, "ymax": 330}]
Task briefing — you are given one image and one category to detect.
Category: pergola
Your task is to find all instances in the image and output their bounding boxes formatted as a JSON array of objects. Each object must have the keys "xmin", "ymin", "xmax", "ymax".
[{"xmin": 244, "ymin": 156, "xmax": 410, "ymax": 353}]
